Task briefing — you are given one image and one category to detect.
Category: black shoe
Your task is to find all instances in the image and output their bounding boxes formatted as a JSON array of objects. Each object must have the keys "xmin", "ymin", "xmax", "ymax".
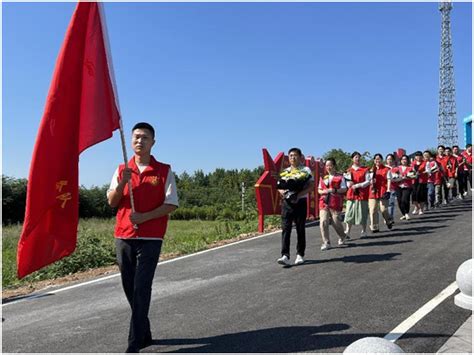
[
  {"xmin": 387, "ymin": 221, "xmax": 393, "ymax": 230},
  {"xmin": 125, "ymin": 346, "xmax": 140, "ymax": 353},
  {"xmin": 371, "ymin": 229, "xmax": 379, "ymax": 233},
  {"xmin": 142, "ymin": 335, "xmax": 153, "ymax": 349}
]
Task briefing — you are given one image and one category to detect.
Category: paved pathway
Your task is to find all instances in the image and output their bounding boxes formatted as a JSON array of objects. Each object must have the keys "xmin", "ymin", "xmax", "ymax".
[{"xmin": 2, "ymin": 198, "xmax": 472, "ymax": 353}]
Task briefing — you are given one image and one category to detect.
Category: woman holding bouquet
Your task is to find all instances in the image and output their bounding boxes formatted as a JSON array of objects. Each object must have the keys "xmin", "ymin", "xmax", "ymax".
[
  {"xmin": 397, "ymin": 155, "xmax": 415, "ymax": 220},
  {"xmin": 386, "ymin": 153, "xmax": 401, "ymax": 223},
  {"xmin": 424, "ymin": 151, "xmax": 438, "ymax": 209},
  {"xmin": 411, "ymin": 151, "xmax": 428, "ymax": 215},
  {"xmin": 318, "ymin": 158, "xmax": 348, "ymax": 250},
  {"xmin": 368, "ymin": 154, "xmax": 393, "ymax": 233},
  {"xmin": 344, "ymin": 152, "xmax": 370, "ymax": 238}
]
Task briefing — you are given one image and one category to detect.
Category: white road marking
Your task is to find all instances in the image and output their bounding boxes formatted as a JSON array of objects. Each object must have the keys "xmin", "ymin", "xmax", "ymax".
[
  {"xmin": 384, "ymin": 281, "xmax": 459, "ymax": 342},
  {"xmin": 3, "ymin": 224, "xmax": 303, "ymax": 307}
]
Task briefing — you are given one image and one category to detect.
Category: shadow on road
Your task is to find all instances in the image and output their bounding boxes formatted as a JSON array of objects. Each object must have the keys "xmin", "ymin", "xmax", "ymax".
[
  {"xmin": 405, "ymin": 214, "xmax": 457, "ymax": 220},
  {"xmin": 370, "ymin": 224, "xmax": 450, "ymax": 239},
  {"xmin": 399, "ymin": 218, "xmax": 454, "ymax": 225},
  {"xmin": 301, "ymin": 253, "xmax": 402, "ymax": 265},
  {"xmin": 346, "ymin": 240, "xmax": 413, "ymax": 248},
  {"xmin": 396, "ymin": 225, "xmax": 449, "ymax": 233},
  {"xmin": 147, "ymin": 325, "xmax": 450, "ymax": 353}
]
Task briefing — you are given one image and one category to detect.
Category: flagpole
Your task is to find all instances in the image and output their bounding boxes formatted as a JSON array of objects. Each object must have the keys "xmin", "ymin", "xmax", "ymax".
[
  {"xmin": 118, "ymin": 122, "xmax": 139, "ymax": 230},
  {"xmin": 98, "ymin": 3, "xmax": 138, "ymax": 230}
]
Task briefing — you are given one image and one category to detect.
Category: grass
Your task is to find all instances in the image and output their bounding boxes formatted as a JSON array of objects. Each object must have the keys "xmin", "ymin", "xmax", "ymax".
[{"xmin": 2, "ymin": 216, "xmax": 281, "ymax": 290}]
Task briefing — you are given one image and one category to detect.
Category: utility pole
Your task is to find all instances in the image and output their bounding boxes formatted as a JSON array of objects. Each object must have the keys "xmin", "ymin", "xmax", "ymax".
[{"xmin": 241, "ymin": 182, "xmax": 246, "ymax": 212}]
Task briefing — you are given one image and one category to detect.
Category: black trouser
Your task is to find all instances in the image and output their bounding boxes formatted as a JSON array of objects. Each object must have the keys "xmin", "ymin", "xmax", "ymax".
[
  {"xmin": 281, "ymin": 198, "xmax": 307, "ymax": 258},
  {"xmin": 452, "ymin": 176, "xmax": 459, "ymax": 197},
  {"xmin": 458, "ymin": 170, "xmax": 468, "ymax": 196},
  {"xmin": 396, "ymin": 187, "xmax": 412, "ymax": 215},
  {"xmin": 115, "ymin": 238, "xmax": 163, "ymax": 350}
]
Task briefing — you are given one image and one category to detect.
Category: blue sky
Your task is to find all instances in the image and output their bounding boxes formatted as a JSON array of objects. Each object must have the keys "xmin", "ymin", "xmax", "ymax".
[{"xmin": 3, "ymin": 2, "xmax": 472, "ymax": 187}]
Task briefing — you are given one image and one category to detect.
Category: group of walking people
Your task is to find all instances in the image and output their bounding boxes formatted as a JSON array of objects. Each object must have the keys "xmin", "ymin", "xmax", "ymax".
[{"xmin": 277, "ymin": 144, "xmax": 472, "ymax": 266}]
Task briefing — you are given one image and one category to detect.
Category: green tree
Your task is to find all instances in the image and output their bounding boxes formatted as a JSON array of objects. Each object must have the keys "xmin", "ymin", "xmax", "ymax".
[
  {"xmin": 322, "ymin": 149, "xmax": 372, "ymax": 172},
  {"xmin": 2, "ymin": 175, "xmax": 28, "ymax": 224}
]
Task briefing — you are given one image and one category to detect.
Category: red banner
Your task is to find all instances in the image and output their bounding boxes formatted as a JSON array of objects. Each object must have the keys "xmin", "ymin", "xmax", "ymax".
[{"xmin": 17, "ymin": 2, "xmax": 120, "ymax": 278}]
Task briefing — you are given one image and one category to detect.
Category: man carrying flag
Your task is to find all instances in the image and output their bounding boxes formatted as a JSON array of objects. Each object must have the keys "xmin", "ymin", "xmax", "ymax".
[
  {"xmin": 107, "ymin": 122, "xmax": 179, "ymax": 353},
  {"xmin": 17, "ymin": 2, "xmax": 121, "ymax": 278},
  {"xmin": 17, "ymin": 2, "xmax": 179, "ymax": 353}
]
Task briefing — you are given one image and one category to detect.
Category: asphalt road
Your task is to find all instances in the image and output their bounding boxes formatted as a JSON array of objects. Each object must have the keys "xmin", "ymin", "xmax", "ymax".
[{"xmin": 2, "ymin": 198, "xmax": 472, "ymax": 353}]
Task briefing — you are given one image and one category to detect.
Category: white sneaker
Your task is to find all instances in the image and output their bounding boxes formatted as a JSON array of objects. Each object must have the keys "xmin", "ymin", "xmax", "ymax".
[
  {"xmin": 457, "ymin": 195, "xmax": 463, "ymax": 200},
  {"xmin": 405, "ymin": 214, "xmax": 410, "ymax": 220},
  {"xmin": 294, "ymin": 254, "xmax": 304, "ymax": 265},
  {"xmin": 360, "ymin": 231, "xmax": 367, "ymax": 238},
  {"xmin": 418, "ymin": 210, "xmax": 424, "ymax": 215},
  {"xmin": 321, "ymin": 243, "xmax": 331, "ymax": 251},
  {"xmin": 400, "ymin": 215, "xmax": 406, "ymax": 220},
  {"xmin": 412, "ymin": 208, "xmax": 418, "ymax": 214},
  {"xmin": 338, "ymin": 238, "xmax": 345, "ymax": 246},
  {"xmin": 277, "ymin": 255, "xmax": 290, "ymax": 265},
  {"xmin": 463, "ymin": 192, "xmax": 468, "ymax": 197}
]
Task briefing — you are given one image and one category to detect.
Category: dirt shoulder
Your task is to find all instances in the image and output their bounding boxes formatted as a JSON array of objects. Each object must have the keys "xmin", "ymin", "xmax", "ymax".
[{"xmin": 2, "ymin": 229, "xmax": 279, "ymax": 301}]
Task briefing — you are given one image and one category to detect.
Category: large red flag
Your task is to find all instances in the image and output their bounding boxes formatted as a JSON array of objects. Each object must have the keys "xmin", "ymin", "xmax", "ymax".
[{"xmin": 17, "ymin": 2, "xmax": 121, "ymax": 278}]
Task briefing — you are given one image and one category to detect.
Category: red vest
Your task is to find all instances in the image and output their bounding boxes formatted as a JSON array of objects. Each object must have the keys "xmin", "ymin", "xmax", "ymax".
[
  {"xmin": 368, "ymin": 165, "xmax": 390, "ymax": 199},
  {"xmin": 346, "ymin": 166, "xmax": 369, "ymax": 201},
  {"xmin": 454, "ymin": 154, "xmax": 464, "ymax": 172},
  {"xmin": 114, "ymin": 156, "xmax": 170, "ymax": 239},
  {"xmin": 414, "ymin": 161, "xmax": 429, "ymax": 184},
  {"xmin": 398, "ymin": 166, "xmax": 414, "ymax": 188},
  {"xmin": 435, "ymin": 155, "xmax": 447, "ymax": 183},
  {"xmin": 319, "ymin": 174, "xmax": 344, "ymax": 211},
  {"xmin": 389, "ymin": 166, "xmax": 400, "ymax": 191},
  {"xmin": 441, "ymin": 156, "xmax": 458, "ymax": 178},
  {"xmin": 462, "ymin": 151, "xmax": 472, "ymax": 171},
  {"xmin": 426, "ymin": 161, "xmax": 438, "ymax": 184}
]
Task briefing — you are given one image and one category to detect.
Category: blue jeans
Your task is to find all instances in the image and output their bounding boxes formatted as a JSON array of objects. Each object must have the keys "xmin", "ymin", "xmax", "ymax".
[
  {"xmin": 388, "ymin": 190, "xmax": 397, "ymax": 221},
  {"xmin": 427, "ymin": 182, "xmax": 435, "ymax": 208}
]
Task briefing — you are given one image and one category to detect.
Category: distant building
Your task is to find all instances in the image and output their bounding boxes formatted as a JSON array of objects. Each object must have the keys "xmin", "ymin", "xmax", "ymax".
[{"xmin": 464, "ymin": 115, "xmax": 472, "ymax": 146}]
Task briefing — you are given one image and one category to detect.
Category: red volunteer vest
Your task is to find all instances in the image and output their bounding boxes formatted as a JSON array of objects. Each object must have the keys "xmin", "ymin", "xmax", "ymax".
[
  {"xmin": 398, "ymin": 166, "xmax": 414, "ymax": 188},
  {"xmin": 435, "ymin": 155, "xmax": 447, "ymax": 183},
  {"xmin": 115, "ymin": 156, "xmax": 170, "ymax": 239},
  {"xmin": 389, "ymin": 166, "xmax": 400, "ymax": 191},
  {"xmin": 346, "ymin": 166, "xmax": 369, "ymax": 201},
  {"xmin": 319, "ymin": 174, "xmax": 344, "ymax": 211},
  {"xmin": 462, "ymin": 151, "xmax": 472, "ymax": 171},
  {"xmin": 368, "ymin": 165, "xmax": 390, "ymax": 199},
  {"xmin": 441, "ymin": 156, "xmax": 458, "ymax": 178},
  {"xmin": 454, "ymin": 155, "xmax": 464, "ymax": 173},
  {"xmin": 426, "ymin": 161, "xmax": 438, "ymax": 184},
  {"xmin": 414, "ymin": 161, "xmax": 428, "ymax": 184}
]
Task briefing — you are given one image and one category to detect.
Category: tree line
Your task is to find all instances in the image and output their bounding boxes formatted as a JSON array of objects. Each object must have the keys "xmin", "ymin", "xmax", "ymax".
[
  {"xmin": 2, "ymin": 149, "xmax": 372, "ymax": 225},
  {"xmin": 2, "ymin": 167, "xmax": 264, "ymax": 225}
]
